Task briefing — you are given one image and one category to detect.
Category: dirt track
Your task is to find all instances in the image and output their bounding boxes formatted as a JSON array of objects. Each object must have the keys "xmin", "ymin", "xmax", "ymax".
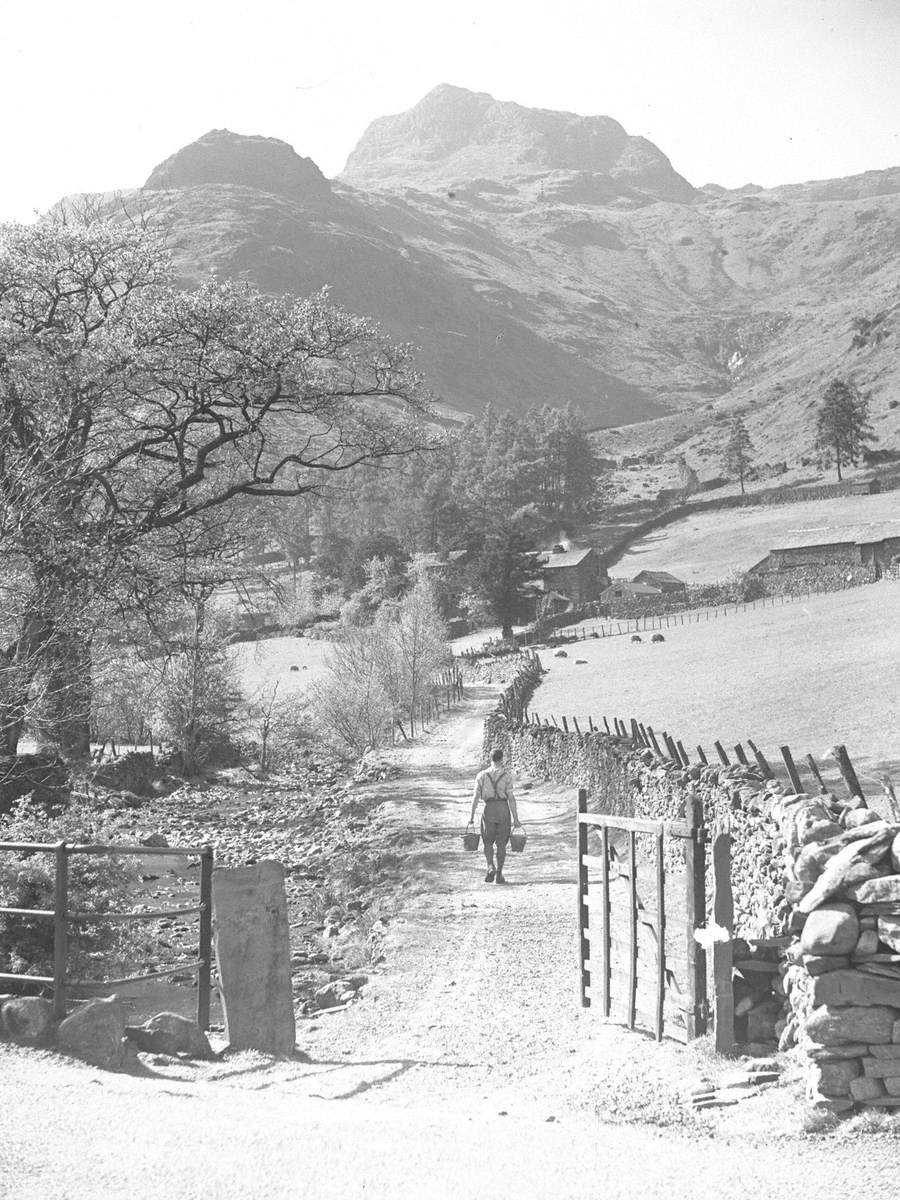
[{"xmin": 3, "ymin": 688, "xmax": 900, "ymax": 1198}]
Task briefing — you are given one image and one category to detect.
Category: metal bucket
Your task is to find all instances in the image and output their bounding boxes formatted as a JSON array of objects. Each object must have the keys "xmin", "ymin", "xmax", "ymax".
[
  {"xmin": 463, "ymin": 827, "xmax": 480, "ymax": 852},
  {"xmin": 510, "ymin": 827, "xmax": 527, "ymax": 853}
]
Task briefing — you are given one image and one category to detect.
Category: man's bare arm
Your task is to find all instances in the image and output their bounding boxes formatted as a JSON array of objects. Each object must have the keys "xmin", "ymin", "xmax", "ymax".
[
  {"xmin": 469, "ymin": 774, "xmax": 482, "ymax": 824},
  {"xmin": 507, "ymin": 785, "xmax": 521, "ymax": 827}
]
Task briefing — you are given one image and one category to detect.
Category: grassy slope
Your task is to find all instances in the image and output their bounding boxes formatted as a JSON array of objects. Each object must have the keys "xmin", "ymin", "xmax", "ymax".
[
  {"xmin": 534, "ymin": 582, "xmax": 900, "ymax": 786},
  {"xmin": 612, "ymin": 489, "xmax": 900, "ymax": 582}
]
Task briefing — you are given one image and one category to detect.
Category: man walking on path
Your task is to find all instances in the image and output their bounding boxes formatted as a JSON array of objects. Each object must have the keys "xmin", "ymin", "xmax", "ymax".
[{"xmin": 469, "ymin": 748, "xmax": 522, "ymax": 884}]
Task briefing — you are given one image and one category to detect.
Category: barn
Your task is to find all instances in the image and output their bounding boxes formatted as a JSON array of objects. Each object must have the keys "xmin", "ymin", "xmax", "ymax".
[
  {"xmin": 632, "ymin": 569, "xmax": 686, "ymax": 594},
  {"xmin": 749, "ymin": 524, "xmax": 900, "ymax": 578}
]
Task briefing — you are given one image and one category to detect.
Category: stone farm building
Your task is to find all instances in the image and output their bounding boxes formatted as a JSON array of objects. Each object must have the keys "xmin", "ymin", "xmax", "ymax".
[
  {"xmin": 600, "ymin": 580, "xmax": 664, "ymax": 605},
  {"xmin": 749, "ymin": 524, "xmax": 900, "ymax": 582},
  {"xmin": 631, "ymin": 570, "xmax": 686, "ymax": 594},
  {"xmin": 538, "ymin": 546, "xmax": 606, "ymax": 606}
]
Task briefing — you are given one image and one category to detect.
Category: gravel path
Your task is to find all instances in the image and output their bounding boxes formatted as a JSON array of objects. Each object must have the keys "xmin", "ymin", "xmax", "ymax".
[{"xmin": 3, "ymin": 689, "xmax": 900, "ymax": 1198}]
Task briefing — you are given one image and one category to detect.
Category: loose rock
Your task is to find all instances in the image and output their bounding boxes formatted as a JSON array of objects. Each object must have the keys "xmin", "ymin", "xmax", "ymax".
[
  {"xmin": 1, "ymin": 997, "xmax": 55, "ymax": 1045},
  {"xmin": 57, "ymin": 996, "xmax": 128, "ymax": 1070}
]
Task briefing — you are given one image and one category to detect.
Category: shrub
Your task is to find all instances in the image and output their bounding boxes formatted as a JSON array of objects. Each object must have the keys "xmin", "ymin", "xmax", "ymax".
[{"xmin": 0, "ymin": 799, "xmax": 145, "ymax": 980}]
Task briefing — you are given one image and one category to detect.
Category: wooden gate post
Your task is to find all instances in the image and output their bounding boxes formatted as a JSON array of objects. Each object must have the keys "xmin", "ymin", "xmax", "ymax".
[
  {"xmin": 52, "ymin": 841, "xmax": 69, "ymax": 1021},
  {"xmin": 577, "ymin": 789, "xmax": 591, "ymax": 1007},
  {"xmin": 712, "ymin": 820, "xmax": 735, "ymax": 1054},
  {"xmin": 685, "ymin": 795, "xmax": 708, "ymax": 1039},
  {"xmin": 197, "ymin": 844, "xmax": 214, "ymax": 1031}
]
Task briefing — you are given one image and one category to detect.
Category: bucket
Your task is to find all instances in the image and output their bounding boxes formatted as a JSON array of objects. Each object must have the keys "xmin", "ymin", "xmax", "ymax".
[
  {"xmin": 510, "ymin": 826, "xmax": 527, "ymax": 853},
  {"xmin": 463, "ymin": 825, "xmax": 480, "ymax": 852}
]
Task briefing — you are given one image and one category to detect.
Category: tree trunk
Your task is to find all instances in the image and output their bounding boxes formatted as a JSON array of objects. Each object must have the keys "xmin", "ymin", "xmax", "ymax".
[
  {"xmin": 38, "ymin": 629, "xmax": 93, "ymax": 759},
  {"xmin": 0, "ymin": 612, "xmax": 51, "ymax": 757}
]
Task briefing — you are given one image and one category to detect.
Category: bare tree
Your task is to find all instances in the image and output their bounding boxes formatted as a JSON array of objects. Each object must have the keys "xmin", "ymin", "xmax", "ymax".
[{"xmin": 0, "ymin": 209, "xmax": 430, "ymax": 758}]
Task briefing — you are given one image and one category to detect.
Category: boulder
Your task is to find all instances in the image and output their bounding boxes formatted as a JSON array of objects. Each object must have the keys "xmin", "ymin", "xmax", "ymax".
[
  {"xmin": 813, "ymin": 970, "xmax": 900, "ymax": 1009},
  {"xmin": 1, "ymin": 997, "xmax": 55, "ymax": 1044},
  {"xmin": 314, "ymin": 982, "xmax": 344, "ymax": 1010},
  {"xmin": 57, "ymin": 996, "xmax": 128, "ymax": 1070},
  {"xmin": 891, "ymin": 831, "xmax": 900, "ymax": 874},
  {"xmin": 125, "ymin": 1012, "xmax": 214, "ymax": 1059},
  {"xmin": 846, "ymin": 876, "xmax": 900, "ymax": 905},
  {"xmin": 850, "ymin": 1076, "xmax": 886, "ymax": 1101},
  {"xmin": 868, "ymin": 1044, "xmax": 900, "ymax": 1058},
  {"xmin": 883, "ymin": 1076, "xmax": 900, "ymax": 1096},
  {"xmin": 811, "ymin": 1058, "xmax": 861, "ymax": 1096},
  {"xmin": 805, "ymin": 1003, "xmax": 897, "ymax": 1044},
  {"xmin": 140, "ymin": 833, "xmax": 170, "ymax": 848},
  {"xmin": 800, "ymin": 904, "xmax": 859, "ymax": 956}
]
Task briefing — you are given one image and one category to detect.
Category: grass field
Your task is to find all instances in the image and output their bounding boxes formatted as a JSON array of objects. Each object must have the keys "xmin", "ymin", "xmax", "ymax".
[
  {"xmin": 614, "ymin": 490, "xmax": 900, "ymax": 583},
  {"xmin": 230, "ymin": 635, "xmax": 333, "ymax": 699},
  {"xmin": 533, "ymin": 581, "xmax": 900, "ymax": 791}
]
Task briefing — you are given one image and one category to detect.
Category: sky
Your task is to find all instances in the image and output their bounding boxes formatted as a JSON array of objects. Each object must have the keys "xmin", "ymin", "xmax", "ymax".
[{"xmin": 1, "ymin": 0, "xmax": 899, "ymax": 221}]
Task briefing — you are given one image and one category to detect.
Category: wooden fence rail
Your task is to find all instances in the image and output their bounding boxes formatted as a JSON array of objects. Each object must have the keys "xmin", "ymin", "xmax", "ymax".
[{"xmin": 0, "ymin": 840, "xmax": 214, "ymax": 1026}]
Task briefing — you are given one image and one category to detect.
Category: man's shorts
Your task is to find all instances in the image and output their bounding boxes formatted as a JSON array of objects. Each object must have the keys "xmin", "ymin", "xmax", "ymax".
[{"xmin": 481, "ymin": 799, "xmax": 511, "ymax": 848}]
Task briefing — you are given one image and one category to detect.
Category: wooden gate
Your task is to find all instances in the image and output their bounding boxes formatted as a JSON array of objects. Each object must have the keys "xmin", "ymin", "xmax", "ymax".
[{"xmin": 576, "ymin": 788, "xmax": 714, "ymax": 1043}]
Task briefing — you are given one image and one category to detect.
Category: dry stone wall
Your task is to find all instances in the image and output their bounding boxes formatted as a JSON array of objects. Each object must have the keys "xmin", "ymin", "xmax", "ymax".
[
  {"xmin": 482, "ymin": 710, "xmax": 787, "ymax": 940},
  {"xmin": 779, "ymin": 791, "xmax": 900, "ymax": 1114}
]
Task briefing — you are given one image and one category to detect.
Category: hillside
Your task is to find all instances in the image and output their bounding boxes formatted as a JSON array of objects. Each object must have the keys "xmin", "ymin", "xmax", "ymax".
[{"xmin": 64, "ymin": 86, "xmax": 900, "ymax": 449}]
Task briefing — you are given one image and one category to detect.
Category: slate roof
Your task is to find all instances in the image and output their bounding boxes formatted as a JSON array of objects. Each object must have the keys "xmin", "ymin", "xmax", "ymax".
[
  {"xmin": 539, "ymin": 547, "xmax": 594, "ymax": 569},
  {"xmin": 602, "ymin": 581, "xmax": 663, "ymax": 596},
  {"xmin": 770, "ymin": 521, "xmax": 900, "ymax": 551},
  {"xmin": 633, "ymin": 570, "xmax": 685, "ymax": 586}
]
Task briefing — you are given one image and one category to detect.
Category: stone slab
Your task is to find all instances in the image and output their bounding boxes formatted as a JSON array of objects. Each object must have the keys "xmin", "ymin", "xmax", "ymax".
[
  {"xmin": 212, "ymin": 860, "xmax": 296, "ymax": 1057},
  {"xmin": 850, "ymin": 1076, "xmax": 886, "ymax": 1101},
  {"xmin": 862, "ymin": 1056, "xmax": 900, "ymax": 1078},
  {"xmin": 812, "ymin": 970, "xmax": 900, "ymax": 1009},
  {"xmin": 868, "ymin": 1044, "xmax": 900, "ymax": 1058},
  {"xmin": 805, "ymin": 1042, "xmax": 868, "ymax": 1061}
]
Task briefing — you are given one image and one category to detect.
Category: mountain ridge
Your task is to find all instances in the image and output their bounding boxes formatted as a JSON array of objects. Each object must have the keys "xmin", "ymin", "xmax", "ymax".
[{"xmin": 57, "ymin": 85, "xmax": 900, "ymax": 470}]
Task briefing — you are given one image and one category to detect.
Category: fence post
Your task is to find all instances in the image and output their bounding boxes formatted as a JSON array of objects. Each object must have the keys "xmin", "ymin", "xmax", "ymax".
[
  {"xmin": 806, "ymin": 753, "xmax": 829, "ymax": 795},
  {"xmin": 746, "ymin": 738, "xmax": 773, "ymax": 779},
  {"xmin": 684, "ymin": 795, "xmax": 708, "ymax": 1039},
  {"xmin": 780, "ymin": 744, "xmax": 804, "ymax": 794},
  {"xmin": 831, "ymin": 743, "xmax": 865, "ymax": 802},
  {"xmin": 198, "ymin": 844, "xmax": 214, "ymax": 1031},
  {"xmin": 52, "ymin": 841, "xmax": 69, "ymax": 1021},
  {"xmin": 577, "ymin": 789, "xmax": 591, "ymax": 1008},
  {"xmin": 712, "ymin": 820, "xmax": 735, "ymax": 1054}
]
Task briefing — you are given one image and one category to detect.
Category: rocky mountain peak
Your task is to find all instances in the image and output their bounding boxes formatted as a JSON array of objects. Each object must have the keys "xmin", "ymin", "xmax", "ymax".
[
  {"xmin": 144, "ymin": 129, "xmax": 331, "ymax": 202},
  {"xmin": 340, "ymin": 84, "xmax": 695, "ymax": 202}
]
